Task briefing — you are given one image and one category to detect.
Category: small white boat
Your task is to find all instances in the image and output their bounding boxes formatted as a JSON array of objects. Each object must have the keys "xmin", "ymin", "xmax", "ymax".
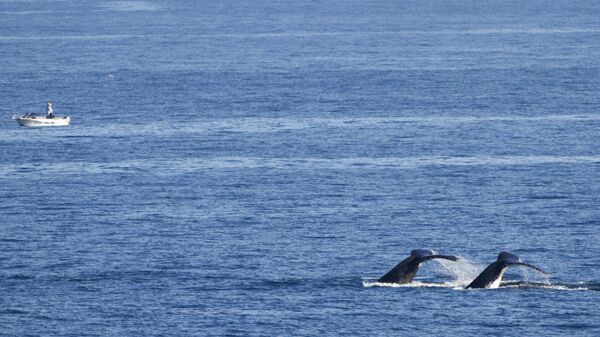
[
  {"xmin": 13, "ymin": 114, "xmax": 71, "ymax": 127},
  {"xmin": 13, "ymin": 101, "xmax": 71, "ymax": 127}
]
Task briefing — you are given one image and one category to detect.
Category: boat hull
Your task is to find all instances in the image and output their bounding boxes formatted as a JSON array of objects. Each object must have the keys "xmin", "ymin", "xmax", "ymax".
[{"xmin": 13, "ymin": 116, "xmax": 71, "ymax": 127}]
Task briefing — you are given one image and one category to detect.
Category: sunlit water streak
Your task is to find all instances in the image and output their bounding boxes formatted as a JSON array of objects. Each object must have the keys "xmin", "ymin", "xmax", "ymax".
[
  {"xmin": 100, "ymin": 1, "xmax": 161, "ymax": 12},
  {"xmin": 2, "ymin": 155, "xmax": 599, "ymax": 176}
]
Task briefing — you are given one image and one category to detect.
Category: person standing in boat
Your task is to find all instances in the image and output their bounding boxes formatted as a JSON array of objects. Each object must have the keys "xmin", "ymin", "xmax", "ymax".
[{"xmin": 46, "ymin": 101, "xmax": 54, "ymax": 119}]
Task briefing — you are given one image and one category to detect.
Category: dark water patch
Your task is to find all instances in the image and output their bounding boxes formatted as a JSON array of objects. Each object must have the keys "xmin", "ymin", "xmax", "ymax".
[
  {"xmin": 15, "ymin": 166, "xmax": 38, "ymax": 172},
  {"xmin": 96, "ymin": 164, "xmax": 148, "ymax": 173},
  {"xmin": 218, "ymin": 276, "xmax": 362, "ymax": 292},
  {"xmin": 5, "ymin": 274, "xmax": 35, "ymax": 280},
  {"xmin": 0, "ymin": 238, "xmax": 29, "ymax": 243},
  {"xmin": 4, "ymin": 264, "xmax": 31, "ymax": 269},
  {"xmin": 30, "ymin": 205, "xmax": 78, "ymax": 211},
  {"xmin": 170, "ymin": 303, "xmax": 209, "ymax": 310},
  {"xmin": 75, "ymin": 285, "xmax": 101, "ymax": 292},
  {"xmin": 511, "ymin": 247, "xmax": 553, "ymax": 254},
  {"xmin": 0, "ymin": 309, "xmax": 29, "ymax": 315},
  {"xmin": 261, "ymin": 278, "xmax": 305, "ymax": 288},
  {"xmin": 568, "ymin": 220, "xmax": 600, "ymax": 227},
  {"xmin": 58, "ymin": 135, "xmax": 95, "ymax": 139},
  {"xmin": 527, "ymin": 195, "xmax": 569, "ymax": 200},
  {"xmin": 303, "ymin": 235, "xmax": 345, "ymax": 240},
  {"xmin": 44, "ymin": 261, "xmax": 79, "ymax": 270},
  {"xmin": 477, "ymin": 322, "xmax": 527, "ymax": 328},
  {"xmin": 31, "ymin": 313, "xmax": 61, "ymax": 321},
  {"xmin": 540, "ymin": 323, "xmax": 600, "ymax": 329},
  {"xmin": 59, "ymin": 269, "xmax": 191, "ymax": 283}
]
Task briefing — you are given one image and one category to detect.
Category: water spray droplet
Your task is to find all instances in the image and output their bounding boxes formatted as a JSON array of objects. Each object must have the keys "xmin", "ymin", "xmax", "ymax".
[{"xmin": 434, "ymin": 258, "xmax": 483, "ymax": 287}]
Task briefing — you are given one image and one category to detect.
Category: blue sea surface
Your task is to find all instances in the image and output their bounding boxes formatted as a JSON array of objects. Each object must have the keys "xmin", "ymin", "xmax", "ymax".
[{"xmin": 1, "ymin": 0, "xmax": 600, "ymax": 336}]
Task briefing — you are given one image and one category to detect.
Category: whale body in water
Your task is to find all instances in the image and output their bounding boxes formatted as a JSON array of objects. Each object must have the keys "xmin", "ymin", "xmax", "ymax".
[
  {"xmin": 378, "ymin": 249, "xmax": 460, "ymax": 284},
  {"xmin": 466, "ymin": 252, "xmax": 548, "ymax": 289}
]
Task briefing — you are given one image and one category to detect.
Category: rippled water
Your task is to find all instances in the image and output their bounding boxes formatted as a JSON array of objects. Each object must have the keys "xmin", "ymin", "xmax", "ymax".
[{"xmin": 1, "ymin": 0, "xmax": 600, "ymax": 336}]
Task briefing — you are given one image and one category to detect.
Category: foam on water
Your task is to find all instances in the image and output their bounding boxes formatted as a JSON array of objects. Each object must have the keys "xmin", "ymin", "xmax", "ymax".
[
  {"xmin": 184, "ymin": 28, "xmax": 600, "ymax": 39},
  {"xmin": 500, "ymin": 281, "xmax": 599, "ymax": 291},
  {"xmin": 363, "ymin": 279, "xmax": 599, "ymax": 291},
  {"xmin": 101, "ymin": 1, "xmax": 160, "ymax": 12},
  {"xmin": 0, "ymin": 34, "xmax": 142, "ymax": 41},
  {"xmin": 362, "ymin": 280, "xmax": 456, "ymax": 288},
  {"xmin": 0, "ymin": 10, "xmax": 56, "ymax": 15}
]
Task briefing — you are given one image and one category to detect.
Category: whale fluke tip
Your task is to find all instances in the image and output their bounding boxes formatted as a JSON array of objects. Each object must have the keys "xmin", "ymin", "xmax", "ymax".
[
  {"xmin": 410, "ymin": 249, "xmax": 434, "ymax": 257},
  {"xmin": 497, "ymin": 252, "xmax": 521, "ymax": 262}
]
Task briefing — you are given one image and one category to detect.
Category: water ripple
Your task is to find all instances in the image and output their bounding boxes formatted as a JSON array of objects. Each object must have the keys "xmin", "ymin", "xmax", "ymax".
[{"xmin": 1, "ymin": 155, "xmax": 599, "ymax": 176}]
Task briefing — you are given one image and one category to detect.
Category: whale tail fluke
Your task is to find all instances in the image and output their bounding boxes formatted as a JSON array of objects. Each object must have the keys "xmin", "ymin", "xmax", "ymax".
[
  {"xmin": 419, "ymin": 254, "xmax": 460, "ymax": 262},
  {"xmin": 506, "ymin": 261, "xmax": 549, "ymax": 275},
  {"xmin": 465, "ymin": 252, "xmax": 549, "ymax": 289},
  {"xmin": 433, "ymin": 254, "xmax": 460, "ymax": 262},
  {"xmin": 498, "ymin": 251, "xmax": 548, "ymax": 275}
]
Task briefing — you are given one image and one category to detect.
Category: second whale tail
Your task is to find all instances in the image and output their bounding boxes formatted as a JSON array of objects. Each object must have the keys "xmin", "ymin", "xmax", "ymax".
[
  {"xmin": 466, "ymin": 252, "xmax": 548, "ymax": 289},
  {"xmin": 505, "ymin": 261, "xmax": 548, "ymax": 275},
  {"xmin": 500, "ymin": 252, "xmax": 548, "ymax": 274}
]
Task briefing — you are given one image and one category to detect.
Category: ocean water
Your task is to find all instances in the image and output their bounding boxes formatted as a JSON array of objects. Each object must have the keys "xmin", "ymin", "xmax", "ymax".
[{"xmin": 1, "ymin": 0, "xmax": 600, "ymax": 335}]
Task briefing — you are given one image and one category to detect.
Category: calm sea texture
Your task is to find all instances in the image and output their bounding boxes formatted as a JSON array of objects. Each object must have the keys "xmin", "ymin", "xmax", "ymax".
[{"xmin": 1, "ymin": 0, "xmax": 600, "ymax": 336}]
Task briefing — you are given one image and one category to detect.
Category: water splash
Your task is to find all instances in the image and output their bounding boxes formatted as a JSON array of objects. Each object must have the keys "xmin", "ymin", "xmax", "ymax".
[
  {"xmin": 433, "ymin": 258, "xmax": 483, "ymax": 287},
  {"xmin": 514, "ymin": 265, "xmax": 551, "ymax": 285},
  {"xmin": 361, "ymin": 257, "xmax": 483, "ymax": 289}
]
